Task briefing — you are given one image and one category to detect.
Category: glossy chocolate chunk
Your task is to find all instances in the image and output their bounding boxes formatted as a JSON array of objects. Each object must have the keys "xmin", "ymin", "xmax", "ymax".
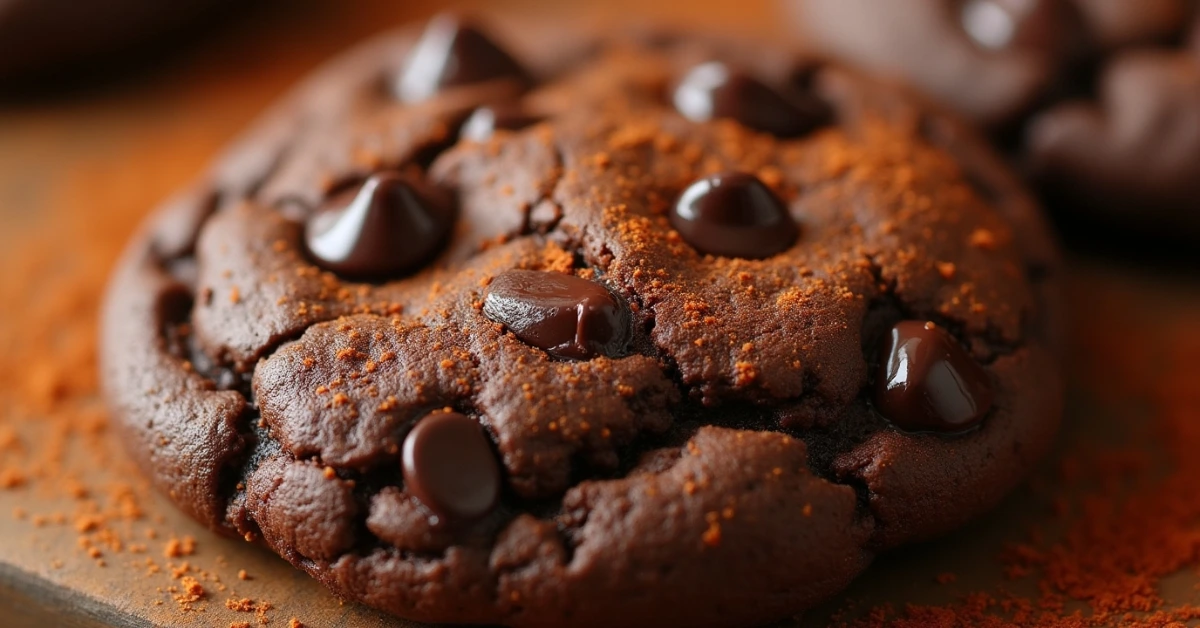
[
  {"xmin": 875, "ymin": 321, "xmax": 994, "ymax": 432},
  {"xmin": 395, "ymin": 14, "xmax": 528, "ymax": 103},
  {"xmin": 670, "ymin": 172, "xmax": 798, "ymax": 259},
  {"xmin": 304, "ymin": 172, "xmax": 455, "ymax": 280},
  {"xmin": 402, "ymin": 412, "xmax": 501, "ymax": 521},
  {"xmin": 961, "ymin": 0, "xmax": 1053, "ymax": 50},
  {"xmin": 460, "ymin": 104, "xmax": 542, "ymax": 142},
  {"xmin": 482, "ymin": 269, "xmax": 629, "ymax": 360},
  {"xmin": 959, "ymin": 0, "xmax": 1090, "ymax": 73},
  {"xmin": 673, "ymin": 61, "xmax": 831, "ymax": 137}
]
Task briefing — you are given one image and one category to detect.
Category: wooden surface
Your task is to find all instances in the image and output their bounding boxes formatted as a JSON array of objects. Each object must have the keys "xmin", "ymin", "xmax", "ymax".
[{"xmin": 1, "ymin": 1, "xmax": 1198, "ymax": 626}]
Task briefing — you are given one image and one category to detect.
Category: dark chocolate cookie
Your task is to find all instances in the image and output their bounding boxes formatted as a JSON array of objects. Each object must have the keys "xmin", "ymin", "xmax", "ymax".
[
  {"xmin": 100, "ymin": 15, "xmax": 1063, "ymax": 628},
  {"xmin": 792, "ymin": 0, "xmax": 1200, "ymax": 239}
]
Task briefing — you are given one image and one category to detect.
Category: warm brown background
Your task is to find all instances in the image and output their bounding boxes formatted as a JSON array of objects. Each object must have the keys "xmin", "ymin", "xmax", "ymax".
[{"xmin": 1, "ymin": 1, "xmax": 1198, "ymax": 627}]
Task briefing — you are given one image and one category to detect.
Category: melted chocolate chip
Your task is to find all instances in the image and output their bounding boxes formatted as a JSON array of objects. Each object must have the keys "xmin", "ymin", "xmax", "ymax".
[
  {"xmin": 460, "ymin": 104, "xmax": 542, "ymax": 142},
  {"xmin": 402, "ymin": 412, "xmax": 501, "ymax": 521},
  {"xmin": 673, "ymin": 61, "xmax": 831, "ymax": 137},
  {"xmin": 304, "ymin": 172, "xmax": 455, "ymax": 280},
  {"xmin": 874, "ymin": 321, "xmax": 994, "ymax": 432},
  {"xmin": 670, "ymin": 172, "xmax": 798, "ymax": 259},
  {"xmin": 482, "ymin": 269, "xmax": 629, "ymax": 360},
  {"xmin": 395, "ymin": 15, "xmax": 529, "ymax": 103}
]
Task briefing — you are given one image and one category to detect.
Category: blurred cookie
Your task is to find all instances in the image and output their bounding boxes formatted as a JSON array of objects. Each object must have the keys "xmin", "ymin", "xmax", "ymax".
[{"xmin": 793, "ymin": 0, "xmax": 1200, "ymax": 238}]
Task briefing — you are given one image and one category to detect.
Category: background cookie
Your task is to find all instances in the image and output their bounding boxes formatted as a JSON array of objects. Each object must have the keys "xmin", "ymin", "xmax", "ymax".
[
  {"xmin": 791, "ymin": 0, "xmax": 1200, "ymax": 240},
  {"xmin": 101, "ymin": 15, "xmax": 1063, "ymax": 627},
  {"xmin": 0, "ymin": 0, "xmax": 234, "ymax": 86}
]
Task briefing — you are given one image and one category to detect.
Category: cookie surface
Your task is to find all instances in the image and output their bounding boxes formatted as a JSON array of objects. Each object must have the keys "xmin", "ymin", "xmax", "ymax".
[
  {"xmin": 793, "ymin": 0, "xmax": 1200, "ymax": 238},
  {"xmin": 101, "ymin": 16, "xmax": 1063, "ymax": 628}
]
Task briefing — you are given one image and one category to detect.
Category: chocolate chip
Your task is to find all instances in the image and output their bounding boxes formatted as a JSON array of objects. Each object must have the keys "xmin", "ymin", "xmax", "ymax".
[
  {"xmin": 482, "ymin": 269, "xmax": 630, "ymax": 360},
  {"xmin": 394, "ymin": 14, "xmax": 529, "ymax": 103},
  {"xmin": 304, "ymin": 172, "xmax": 455, "ymax": 280},
  {"xmin": 672, "ymin": 61, "xmax": 831, "ymax": 137},
  {"xmin": 402, "ymin": 412, "xmax": 501, "ymax": 521},
  {"xmin": 459, "ymin": 104, "xmax": 542, "ymax": 142},
  {"xmin": 959, "ymin": 0, "xmax": 1085, "ymax": 58},
  {"xmin": 670, "ymin": 172, "xmax": 798, "ymax": 259},
  {"xmin": 874, "ymin": 321, "xmax": 994, "ymax": 432}
]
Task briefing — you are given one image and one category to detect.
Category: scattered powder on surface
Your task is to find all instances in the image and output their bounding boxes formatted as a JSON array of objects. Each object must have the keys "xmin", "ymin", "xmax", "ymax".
[{"xmin": 0, "ymin": 196, "xmax": 285, "ymax": 623}]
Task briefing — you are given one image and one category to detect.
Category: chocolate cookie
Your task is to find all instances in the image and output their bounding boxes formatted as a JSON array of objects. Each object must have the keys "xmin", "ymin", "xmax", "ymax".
[
  {"xmin": 792, "ymin": 0, "xmax": 1200, "ymax": 238},
  {"xmin": 100, "ymin": 15, "xmax": 1063, "ymax": 628}
]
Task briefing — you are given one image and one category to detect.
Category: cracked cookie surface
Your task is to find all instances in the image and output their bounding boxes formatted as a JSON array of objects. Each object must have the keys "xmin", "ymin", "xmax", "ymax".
[{"xmin": 101, "ymin": 16, "xmax": 1063, "ymax": 628}]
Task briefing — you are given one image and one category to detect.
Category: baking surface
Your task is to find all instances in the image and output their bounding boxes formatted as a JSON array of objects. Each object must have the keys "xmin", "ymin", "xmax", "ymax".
[{"xmin": 1, "ymin": 1, "xmax": 1198, "ymax": 627}]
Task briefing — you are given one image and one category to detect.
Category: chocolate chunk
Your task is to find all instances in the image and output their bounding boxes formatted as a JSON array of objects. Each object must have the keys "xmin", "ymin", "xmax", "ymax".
[
  {"xmin": 959, "ymin": 0, "xmax": 1067, "ymax": 52},
  {"xmin": 672, "ymin": 61, "xmax": 831, "ymax": 137},
  {"xmin": 970, "ymin": 2, "xmax": 1091, "ymax": 105},
  {"xmin": 670, "ymin": 172, "xmax": 798, "ymax": 258},
  {"xmin": 460, "ymin": 104, "xmax": 542, "ymax": 142},
  {"xmin": 304, "ymin": 172, "xmax": 455, "ymax": 280},
  {"xmin": 401, "ymin": 412, "xmax": 501, "ymax": 521},
  {"xmin": 394, "ymin": 14, "xmax": 529, "ymax": 103},
  {"xmin": 482, "ymin": 269, "xmax": 629, "ymax": 360},
  {"xmin": 874, "ymin": 321, "xmax": 994, "ymax": 432}
]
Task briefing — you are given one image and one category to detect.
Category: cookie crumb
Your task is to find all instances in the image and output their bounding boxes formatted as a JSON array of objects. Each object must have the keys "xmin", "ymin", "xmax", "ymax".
[
  {"xmin": 969, "ymin": 228, "xmax": 997, "ymax": 250},
  {"xmin": 163, "ymin": 535, "xmax": 196, "ymax": 558}
]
